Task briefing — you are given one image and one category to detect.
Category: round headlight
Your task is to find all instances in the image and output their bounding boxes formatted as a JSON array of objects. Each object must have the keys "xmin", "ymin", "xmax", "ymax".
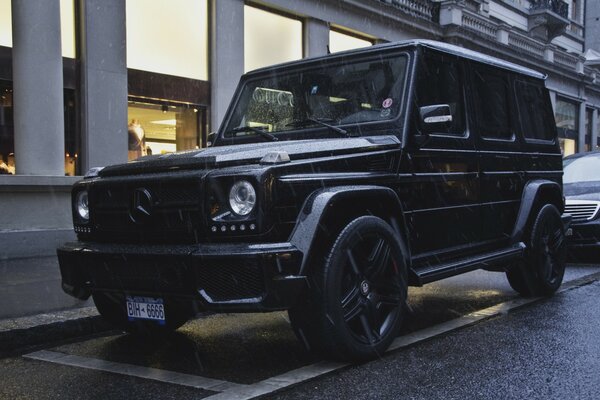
[
  {"xmin": 76, "ymin": 191, "xmax": 89, "ymax": 221},
  {"xmin": 229, "ymin": 180, "xmax": 256, "ymax": 216}
]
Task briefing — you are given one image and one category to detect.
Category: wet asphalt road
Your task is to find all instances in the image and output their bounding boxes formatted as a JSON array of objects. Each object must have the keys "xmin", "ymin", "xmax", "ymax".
[{"xmin": 1, "ymin": 264, "xmax": 599, "ymax": 399}]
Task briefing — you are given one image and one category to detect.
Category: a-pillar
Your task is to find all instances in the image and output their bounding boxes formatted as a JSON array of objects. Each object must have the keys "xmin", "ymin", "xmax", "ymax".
[
  {"xmin": 304, "ymin": 18, "xmax": 329, "ymax": 58},
  {"xmin": 79, "ymin": 0, "xmax": 128, "ymax": 171},
  {"xmin": 210, "ymin": 0, "xmax": 244, "ymax": 132},
  {"xmin": 11, "ymin": 0, "xmax": 64, "ymax": 175}
]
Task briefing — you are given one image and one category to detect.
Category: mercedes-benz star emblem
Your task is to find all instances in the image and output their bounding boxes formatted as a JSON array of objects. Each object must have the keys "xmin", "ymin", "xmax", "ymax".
[{"xmin": 129, "ymin": 188, "xmax": 153, "ymax": 224}]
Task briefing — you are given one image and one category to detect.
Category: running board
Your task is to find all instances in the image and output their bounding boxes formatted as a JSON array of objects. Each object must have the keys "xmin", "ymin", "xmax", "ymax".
[{"xmin": 414, "ymin": 242, "xmax": 526, "ymax": 284}]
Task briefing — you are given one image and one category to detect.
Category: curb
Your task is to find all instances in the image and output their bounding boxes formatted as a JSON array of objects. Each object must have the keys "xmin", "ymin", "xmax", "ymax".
[{"xmin": 0, "ymin": 307, "xmax": 112, "ymax": 357}]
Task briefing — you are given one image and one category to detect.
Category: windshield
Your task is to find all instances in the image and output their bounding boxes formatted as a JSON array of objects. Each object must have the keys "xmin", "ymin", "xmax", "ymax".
[
  {"xmin": 563, "ymin": 155, "xmax": 600, "ymax": 183},
  {"xmin": 221, "ymin": 54, "xmax": 408, "ymax": 142}
]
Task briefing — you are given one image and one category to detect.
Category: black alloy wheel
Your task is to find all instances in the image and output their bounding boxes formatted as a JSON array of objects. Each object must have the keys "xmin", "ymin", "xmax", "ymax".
[
  {"xmin": 507, "ymin": 204, "xmax": 567, "ymax": 297},
  {"xmin": 289, "ymin": 216, "xmax": 407, "ymax": 361}
]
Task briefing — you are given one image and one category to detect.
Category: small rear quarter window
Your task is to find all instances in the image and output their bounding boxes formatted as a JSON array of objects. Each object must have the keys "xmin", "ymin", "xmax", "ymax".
[{"xmin": 515, "ymin": 81, "xmax": 555, "ymax": 142}]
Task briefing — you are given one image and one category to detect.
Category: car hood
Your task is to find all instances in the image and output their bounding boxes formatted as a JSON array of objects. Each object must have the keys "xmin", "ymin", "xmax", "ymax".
[
  {"xmin": 99, "ymin": 136, "xmax": 401, "ymax": 177},
  {"xmin": 564, "ymin": 181, "xmax": 600, "ymax": 201}
]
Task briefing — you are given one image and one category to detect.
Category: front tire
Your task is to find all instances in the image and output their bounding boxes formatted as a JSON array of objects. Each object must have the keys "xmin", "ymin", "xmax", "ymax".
[
  {"xmin": 506, "ymin": 204, "xmax": 567, "ymax": 297},
  {"xmin": 289, "ymin": 216, "xmax": 408, "ymax": 361}
]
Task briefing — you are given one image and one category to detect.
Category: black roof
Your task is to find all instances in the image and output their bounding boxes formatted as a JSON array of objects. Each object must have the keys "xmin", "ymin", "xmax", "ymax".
[{"xmin": 246, "ymin": 39, "xmax": 546, "ymax": 80}]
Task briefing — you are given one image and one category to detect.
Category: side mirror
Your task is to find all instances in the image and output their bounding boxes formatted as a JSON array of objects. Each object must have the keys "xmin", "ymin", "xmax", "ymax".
[
  {"xmin": 419, "ymin": 104, "xmax": 453, "ymax": 129},
  {"xmin": 206, "ymin": 132, "xmax": 216, "ymax": 147}
]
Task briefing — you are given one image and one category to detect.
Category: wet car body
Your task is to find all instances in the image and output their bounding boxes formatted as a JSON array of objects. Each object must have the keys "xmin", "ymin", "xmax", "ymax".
[
  {"xmin": 563, "ymin": 151, "xmax": 600, "ymax": 256},
  {"xmin": 58, "ymin": 40, "xmax": 567, "ymax": 360}
]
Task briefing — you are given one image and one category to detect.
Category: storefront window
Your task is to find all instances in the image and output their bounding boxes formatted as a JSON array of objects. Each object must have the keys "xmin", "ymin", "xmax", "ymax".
[
  {"xmin": 597, "ymin": 111, "xmax": 600, "ymax": 150},
  {"xmin": 244, "ymin": 6, "xmax": 303, "ymax": 73},
  {"xmin": 0, "ymin": 0, "xmax": 10, "ymax": 48},
  {"xmin": 555, "ymin": 98, "xmax": 579, "ymax": 157},
  {"xmin": 0, "ymin": 81, "xmax": 79, "ymax": 175},
  {"xmin": 555, "ymin": 98, "xmax": 578, "ymax": 131},
  {"xmin": 126, "ymin": 0, "xmax": 208, "ymax": 80},
  {"xmin": 0, "ymin": 82, "xmax": 14, "ymax": 174},
  {"xmin": 127, "ymin": 100, "xmax": 201, "ymax": 161},
  {"xmin": 0, "ymin": 0, "xmax": 76, "ymax": 58},
  {"xmin": 329, "ymin": 29, "xmax": 373, "ymax": 53}
]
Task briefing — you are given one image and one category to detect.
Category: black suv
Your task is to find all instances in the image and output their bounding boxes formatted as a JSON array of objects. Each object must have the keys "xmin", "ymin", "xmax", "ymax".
[{"xmin": 58, "ymin": 40, "xmax": 568, "ymax": 361}]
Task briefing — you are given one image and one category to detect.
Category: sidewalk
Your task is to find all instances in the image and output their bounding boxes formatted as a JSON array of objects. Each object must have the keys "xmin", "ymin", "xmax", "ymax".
[
  {"xmin": 0, "ymin": 256, "xmax": 91, "ymax": 320},
  {"xmin": 0, "ymin": 255, "xmax": 106, "ymax": 355}
]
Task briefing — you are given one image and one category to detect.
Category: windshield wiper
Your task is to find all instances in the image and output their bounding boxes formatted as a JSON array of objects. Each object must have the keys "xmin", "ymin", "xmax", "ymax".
[
  {"xmin": 228, "ymin": 125, "xmax": 278, "ymax": 141},
  {"xmin": 286, "ymin": 117, "xmax": 348, "ymax": 137}
]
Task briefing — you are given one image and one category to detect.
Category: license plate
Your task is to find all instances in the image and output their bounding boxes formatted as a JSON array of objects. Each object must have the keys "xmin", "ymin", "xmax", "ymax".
[{"xmin": 126, "ymin": 296, "xmax": 165, "ymax": 325}]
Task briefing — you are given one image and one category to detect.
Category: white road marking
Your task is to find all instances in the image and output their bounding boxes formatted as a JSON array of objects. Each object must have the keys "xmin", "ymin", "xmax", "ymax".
[
  {"xmin": 23, "ymin": 270, "xmax": 600, "ymax": 400},
  {"xmin": 202, "ymin": 270, "xmax": 600, "ymax": 400},
  {"xmin": 23, "ymin": 350, "xmax": 246, "ymax": 392}
]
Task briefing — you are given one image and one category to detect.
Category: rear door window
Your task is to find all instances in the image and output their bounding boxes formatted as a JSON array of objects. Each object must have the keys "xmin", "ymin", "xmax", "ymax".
[{"xmin": 471, "ymin": 66, "xmax": 513, "ymax": 140}]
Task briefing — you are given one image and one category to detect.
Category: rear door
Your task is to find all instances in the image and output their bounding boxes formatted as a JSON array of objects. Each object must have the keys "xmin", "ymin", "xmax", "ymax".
[{"xmin": 468, "ymin": 63, "xmax": 522, "ymax": 247}]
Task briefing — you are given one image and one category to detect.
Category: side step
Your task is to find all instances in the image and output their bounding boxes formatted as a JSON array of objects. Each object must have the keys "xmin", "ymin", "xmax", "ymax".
[{"xmin": 414, "ymin": 242, "xmax": 526, "ymax": 285}]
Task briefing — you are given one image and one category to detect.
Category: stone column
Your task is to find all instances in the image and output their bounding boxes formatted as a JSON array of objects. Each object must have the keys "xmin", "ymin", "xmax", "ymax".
[
  {"xmin": 79, "ymin": 0, "xmax": 128, "ymax": 171},
  {"xmin": 496, "ymin": 23, "xmax": 510, "ymax": 45},
  {"xmin": 304, "ymin": 18, "xmax": 329, "ymax": 58},
  {"xmin": 210, "ymin": 0, "xmax": 244, "ymax": 132},
  {"xmin": 578, "ymin": 101, "xmax": 586, "ymax": 152},
  {"xmin": 438, "ymin": 0, "xmax": 464, "ymax": 27},
  {"xmin": 11, "ymin": 0, "xmax": 64, "ymax": 175}
]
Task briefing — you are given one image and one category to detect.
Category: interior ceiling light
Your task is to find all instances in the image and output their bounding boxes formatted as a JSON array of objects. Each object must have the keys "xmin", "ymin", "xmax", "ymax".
[{"xmin": 150, "ymin": 119, "xmax": 177, "ymax": 126}]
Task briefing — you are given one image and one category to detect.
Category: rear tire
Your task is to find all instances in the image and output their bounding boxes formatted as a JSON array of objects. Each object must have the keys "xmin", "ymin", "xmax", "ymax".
[
  {"xmin": 506, "ymin": 204, "xmax": 567, "ymax": 297},
  {"xmin": 92, "ymin": 292, "xmax": 194, "ymax": 336},
  {"xmin": 289, "ymin": 216, "xmax": 408, "ymax": 361}
]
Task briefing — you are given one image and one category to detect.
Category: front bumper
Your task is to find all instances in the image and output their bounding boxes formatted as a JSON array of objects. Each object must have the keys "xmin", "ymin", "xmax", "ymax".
[
  {"xmin": 568, "ymin": 218, "xmax": 600, "ymax": 251},
  {"xmin": 57, "ymin": 241, "xmax": 307, "ymax": 312}
]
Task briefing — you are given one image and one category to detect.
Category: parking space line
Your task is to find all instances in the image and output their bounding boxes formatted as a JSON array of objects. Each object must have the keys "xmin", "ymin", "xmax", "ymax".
[
  {"xmin": 23, "ymin": 350, "xmax": 247, "ymax": 392},
  {"xmin": 201, "ymin": 270, "xmax": 600, "ymax": 400},
  {"xmin": 23, "ymin": 270, "xmax": 600, "ymax": 400}
]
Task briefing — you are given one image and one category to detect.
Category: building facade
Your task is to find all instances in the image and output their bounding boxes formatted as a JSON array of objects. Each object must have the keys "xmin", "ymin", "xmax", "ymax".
[{"xmin": 1, "ymin": 0, "xmax": 599, "ymax": 258}]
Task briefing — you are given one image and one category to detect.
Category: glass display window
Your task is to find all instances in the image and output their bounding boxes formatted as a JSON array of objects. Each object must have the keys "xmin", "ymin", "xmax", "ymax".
[
  {"xmin": 127, "ymin": 100, "xmax": 204, "ymax": 161},
  {"xmin": 555, "ymin": 98, "xmax": 579, "ymax": 131},
  {"xmin": 0, "ymin": 82, "xmax": 14, "ymax": 174},
  {"xmin": 559, "ymin": 138, "xmax": 577, "ymax": 157},
  {"xmin": 126, "ymin": 0, "xmax": 208, "ymax": 80},
  {"xmin": 244, "ymin": 5, "xmax": 303, "ymax": 73},
  {"xmin": 0, "ymin": 81, "xmax": 79, "ymax": 175},
  {"xmin": 329, "ymin": 29, "xmax": 373, "ymax": 53},
  {"xmin": 0, "ymin": 0, "xmax": 10, "ymax": 48},
  {"xmin": 0, "ymin": 0, "xmax": 76, "ymax": 58}
]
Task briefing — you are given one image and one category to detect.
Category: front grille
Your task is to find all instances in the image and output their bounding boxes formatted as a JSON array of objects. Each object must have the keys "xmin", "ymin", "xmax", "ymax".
[
  {"xmin": 89, "ymin": 177, "xmax": 204, "ymax": 243},
  {"xmin": 565, "ymin": 200, "xmax": 600, "ymax": 222},
  {"xmin": 196, "ymin": 260, "xmax": 265, "ymax": 302}
]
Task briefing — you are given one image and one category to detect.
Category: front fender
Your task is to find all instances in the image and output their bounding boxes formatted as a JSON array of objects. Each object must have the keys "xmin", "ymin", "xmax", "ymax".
[{"xmin": 288, "ymin": 185, "xmax": 410, "ymax": 275}]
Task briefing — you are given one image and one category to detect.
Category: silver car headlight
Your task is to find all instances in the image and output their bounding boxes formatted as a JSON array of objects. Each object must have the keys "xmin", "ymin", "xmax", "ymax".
[
  {"xmin": 229, "ymin": 180, "xmax": 256, "ymax": 216},
  {"xmin": 75, "ymin": 190, "xmax": 89, "ymax": 221}
]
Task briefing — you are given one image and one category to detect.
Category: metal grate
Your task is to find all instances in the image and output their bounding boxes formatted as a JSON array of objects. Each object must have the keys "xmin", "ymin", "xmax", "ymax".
[
  {"xmin": 196, "ymin": 260, "xmax": 265, "ymax": 302},
  {"xmin": 564, "ymin": 200, "xmax": 600, "ymax": 223}
]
